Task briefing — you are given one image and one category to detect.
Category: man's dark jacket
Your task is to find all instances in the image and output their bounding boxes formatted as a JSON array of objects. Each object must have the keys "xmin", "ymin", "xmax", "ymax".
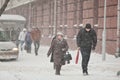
[{"xmin": 77, "ymin": 28, "xmax": 97, "ymax": 48}]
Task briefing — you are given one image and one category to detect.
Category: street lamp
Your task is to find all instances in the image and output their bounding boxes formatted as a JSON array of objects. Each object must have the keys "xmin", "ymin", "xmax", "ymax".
[
  {"xmin": 116, "ymin": 0, "xmax": 120, "ymax": 57},
  {"xmin": 53, "ymin": 0, "xmax": 57, "ymax": 35},
  {"xmin": 102, "ymin": 0, "xmax": 107, "ymax": 61}
]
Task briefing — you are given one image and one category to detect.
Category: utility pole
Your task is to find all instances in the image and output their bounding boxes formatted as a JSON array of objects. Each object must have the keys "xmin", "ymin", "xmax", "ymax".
[
  {"xmin": 102, "ymin": 0, "xmax": 107, "ymax": 61},
  {"xmin": 116, "ymin": 0, "xmax": 120, "ymax": 57},
  {"xmin": 28, "ymin": 1, "xmax": 32, "ymax": 28},
  {"xmin": 53, "ymin": 0, "xmax": 57, "ymax": 35}
]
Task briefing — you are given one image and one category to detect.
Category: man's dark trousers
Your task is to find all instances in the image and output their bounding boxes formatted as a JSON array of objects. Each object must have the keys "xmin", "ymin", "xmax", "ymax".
[
  {"xmin": 34, "ymin": 41, "xmax": 40, "ymax": 55},
  {"xmin": 80, "ymin": 47, "xmax": 91, "ymax": 73}
]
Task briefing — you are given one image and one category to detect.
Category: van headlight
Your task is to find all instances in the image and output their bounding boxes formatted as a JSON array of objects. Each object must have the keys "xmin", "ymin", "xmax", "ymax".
[{"xmin": 12, "ymin": 48, "xmax": 18, "ymax": 51}]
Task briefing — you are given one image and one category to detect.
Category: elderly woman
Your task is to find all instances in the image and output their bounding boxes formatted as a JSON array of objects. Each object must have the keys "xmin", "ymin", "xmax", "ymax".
[{"xmin": 47, "ymin": 32, "xmax": 69, "ymax": 75}]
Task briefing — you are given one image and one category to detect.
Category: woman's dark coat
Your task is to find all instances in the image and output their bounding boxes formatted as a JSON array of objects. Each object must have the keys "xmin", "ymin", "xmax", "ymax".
[{"xmin": 47, "ymin": 38, "xmax": 69, "ymax": 65}]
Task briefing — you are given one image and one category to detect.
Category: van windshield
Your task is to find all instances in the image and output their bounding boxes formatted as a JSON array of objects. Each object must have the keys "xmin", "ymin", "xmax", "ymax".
[{"xmin": 0, "ymin": 31, "xmax": 10, "ymax": 41}]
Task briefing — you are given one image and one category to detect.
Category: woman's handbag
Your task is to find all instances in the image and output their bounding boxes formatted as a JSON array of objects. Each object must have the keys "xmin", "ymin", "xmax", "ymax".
[
  {"xmin": 24, "ymin": 45, "xmax": 27, "ymax": 50},
  {"xmin": 64, "ymin": 52, "xmax": 72, "ymax": 64}
]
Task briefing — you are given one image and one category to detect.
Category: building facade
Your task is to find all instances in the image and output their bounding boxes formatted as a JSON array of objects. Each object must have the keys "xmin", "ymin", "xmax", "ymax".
[{"xmin": 3, "ymin": 0, "xmax": 119, "ymax": 54}]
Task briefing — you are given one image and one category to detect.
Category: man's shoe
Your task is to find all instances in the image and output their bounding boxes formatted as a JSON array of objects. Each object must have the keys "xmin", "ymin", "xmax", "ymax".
[
  {"xmin": 83, "ymin": 72, "xmax": 88, "ymax": 76},
  {"xmin": 117, "ymin": 71, "xmax": 120, "ymax": 76},
  {"xmin": 35, "ymin": 53, "xmax": 38, "ymax": 56},
  {"xmin": 55, "ymin": 73, "xmax": 60, "ymax": 75}
]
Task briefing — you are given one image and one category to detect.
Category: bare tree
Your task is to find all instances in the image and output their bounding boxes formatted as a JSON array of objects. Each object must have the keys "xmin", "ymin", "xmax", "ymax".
[{"xmin": 0, "ymin": 0, "xmax": 10, "ymax": 16}]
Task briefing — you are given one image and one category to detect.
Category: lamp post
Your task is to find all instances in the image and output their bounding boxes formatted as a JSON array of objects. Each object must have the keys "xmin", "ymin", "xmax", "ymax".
[
  {"xmin": 102, "ymin": 0, "xmax": 107, "ymax": 61},
  {"xmin": 116, "ymin": 0, "xmax": 120, "ymax": 57},
  {"xmin": 53, "ymin": 0, "xmax": 57, "ymax": 35}
]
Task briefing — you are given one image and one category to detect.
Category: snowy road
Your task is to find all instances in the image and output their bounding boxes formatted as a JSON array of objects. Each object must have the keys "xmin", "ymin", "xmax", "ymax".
[{"xmin": 0, "ymin": 46, "xmax": 119, "ymax": 80}]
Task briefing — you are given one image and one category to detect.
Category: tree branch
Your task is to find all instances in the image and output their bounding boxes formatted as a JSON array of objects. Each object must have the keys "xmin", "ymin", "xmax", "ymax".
[{"xmin": 0, "ymin": 0, "xmax": 10, "ymax": 16}]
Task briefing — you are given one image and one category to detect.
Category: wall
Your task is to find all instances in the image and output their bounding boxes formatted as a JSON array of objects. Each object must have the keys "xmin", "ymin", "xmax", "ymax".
[{"xmin": 4, "ymin": 0, "xmax": 118, "ymax": 54}]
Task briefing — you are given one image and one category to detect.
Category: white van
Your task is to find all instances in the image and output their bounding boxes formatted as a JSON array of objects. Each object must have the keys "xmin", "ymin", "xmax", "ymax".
[
  {"xmin": 0, "ymin": 28, "xmax": 19, "ymax": 59},
  {"xmin": 0, "ymin": 14, "xmax": 26, "ymax": 60}
]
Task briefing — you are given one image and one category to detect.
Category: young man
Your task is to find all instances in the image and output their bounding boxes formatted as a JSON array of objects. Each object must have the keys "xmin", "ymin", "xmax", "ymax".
[
  {"xmin": 76, "ymin": 23, "xmax": 97, "ymax": 76},
  {"xmin": 47, "ymin": 32, "xmax": 69, "ymax": 75},
  {"xmin": 31, "ymin": 27, "xmax": 41, "ymax": 56}
]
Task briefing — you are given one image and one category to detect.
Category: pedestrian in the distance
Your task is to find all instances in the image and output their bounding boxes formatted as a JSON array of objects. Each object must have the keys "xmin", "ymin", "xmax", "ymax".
[
  {"xmin": 76, "ymin": 23, "xmax": 97, "ymax": 76},
  {"xmin": 11, "ymin": 28, "xmax": 16, "ymax": 41},
  {"xmin": 47, "ymin": 32, "xmax": 69, "ymax": 75},
  {"xmin": 18, "ymin": 28, "xmax": 27, "ymax": 51},
  {"xmin": 25, "ymin": 29, "xmax": 32, "ymax": 53},
  {"xmin": 31, "ymin": 27, "xmax": 41, "ymax": 56},
  {"xmin": 16, "ymin": 28, "xmax": 21, "ymax": 48}
]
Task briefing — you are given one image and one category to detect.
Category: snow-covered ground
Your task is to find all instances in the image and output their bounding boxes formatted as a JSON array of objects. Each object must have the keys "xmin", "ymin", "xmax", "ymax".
[{"xmin": 0, "ymin": 46, "xmax": 119, "ymax": 80}]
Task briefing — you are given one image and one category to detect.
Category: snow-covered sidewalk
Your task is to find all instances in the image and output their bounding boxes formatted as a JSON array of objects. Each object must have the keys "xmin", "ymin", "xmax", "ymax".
[{"xmin": 0, "ymin": 46, "xmax": 119, "ymax": 80}]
